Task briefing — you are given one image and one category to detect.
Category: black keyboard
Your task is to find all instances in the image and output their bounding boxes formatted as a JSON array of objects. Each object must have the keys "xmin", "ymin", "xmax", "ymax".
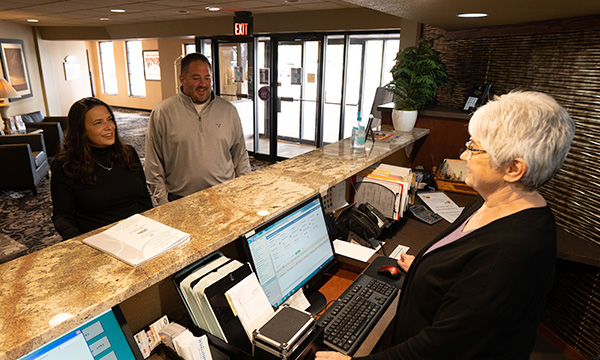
[{"xmin": 317, "ymin": 274, "xmax": 398, "ymax": 356}]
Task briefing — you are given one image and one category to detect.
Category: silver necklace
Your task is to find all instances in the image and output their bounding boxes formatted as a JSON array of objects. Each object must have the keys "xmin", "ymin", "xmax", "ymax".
[{"xmin": 95, "ymin": 160, "xmax": 113, "ymax": 171}]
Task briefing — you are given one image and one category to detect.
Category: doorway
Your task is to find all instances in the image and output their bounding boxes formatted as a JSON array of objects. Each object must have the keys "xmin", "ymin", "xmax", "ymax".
[
  {"xmin": 200, "ymin": 32, "xmax": 399, "ymax": 162},
  {"xmin": 272, "ymin": 35, "xmax": 323, "ymax": 159}
]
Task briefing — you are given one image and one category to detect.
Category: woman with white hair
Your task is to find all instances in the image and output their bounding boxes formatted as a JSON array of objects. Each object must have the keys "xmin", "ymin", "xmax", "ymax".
[{"xmin": 316, "ymin": 91, "xmax": 575, "ymax": 360}]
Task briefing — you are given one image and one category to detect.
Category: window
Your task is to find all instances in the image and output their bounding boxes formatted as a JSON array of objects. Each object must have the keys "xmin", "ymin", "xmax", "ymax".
[
  {"xmin": 322, "ymin": 33, "xmax": 399, "ymax": 140},
  {"xmin": 126, "ymin": 41, "xmax": 145, "ymax": 97},
  {"xmin": 98, "ymin": 42, "xmax": 118, "ymax": 95},
  {"xmin": 184, "ymin": 43, "xmax": 196, "ymax": 55},
  {"xmin": 196, "ymin": 39, "xmax": 212, "ymax": 64}
]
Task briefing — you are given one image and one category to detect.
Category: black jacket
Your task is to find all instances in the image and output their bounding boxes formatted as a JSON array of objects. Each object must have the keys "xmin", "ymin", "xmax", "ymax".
[
  {"xmin": 51, "ymin": 145, "xmax": 152, "ymax": 239},
  {"xmin": 357, "ymin": 197, "xmax": 556, "ymax": 360}
]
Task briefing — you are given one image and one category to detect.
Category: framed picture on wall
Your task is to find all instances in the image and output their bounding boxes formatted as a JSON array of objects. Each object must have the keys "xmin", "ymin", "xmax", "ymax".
[
  {"xmin": 0, "ymin": 39, "xmax": 33, "ymax": 99},
  {"xmin": 143, "ymin": 50, "xmax": 161, "ymax": 81}
]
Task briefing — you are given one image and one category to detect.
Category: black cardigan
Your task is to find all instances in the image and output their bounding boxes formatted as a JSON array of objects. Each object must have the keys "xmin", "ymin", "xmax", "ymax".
[
  {"xmin": 356, "ymin": 197, "xmax": 557, "ymax": 360},
  {"xmin": 51, "ymin": 145, "xmax": 153, "ymax": 240}
]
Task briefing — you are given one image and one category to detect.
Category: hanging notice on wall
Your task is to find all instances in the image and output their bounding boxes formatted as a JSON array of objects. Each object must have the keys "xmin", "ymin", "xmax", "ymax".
[
  {"xmin": 291, "ymin": 68, "xmax": 302, "ymax": 85},
  {"xmin": 259, "ymin": 68, "xmax": 269, "ymax": 84},
  {"xmin": 143, "ymin": 50, "xmax": 161, "ymax": 81},
  {"xmin": 234, "ymin": 66, "xmax": 244, "ymax": 83},
  {"xmin": 63, "ymin": 55, "xmax": 81, "ymax": 81}
]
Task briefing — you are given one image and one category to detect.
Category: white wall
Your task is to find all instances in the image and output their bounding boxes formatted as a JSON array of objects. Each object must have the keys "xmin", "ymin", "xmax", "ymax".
[
  {"xmin": 0, "ymin": 21, "xmax": 46, "ymax": 117},
  {"xmin": 36, "ymin": 37, "xmax": 92, "ymax": 115}
]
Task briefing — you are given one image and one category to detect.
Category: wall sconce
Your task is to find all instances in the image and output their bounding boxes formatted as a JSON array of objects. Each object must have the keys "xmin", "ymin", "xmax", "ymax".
[{"xmin": 0, "ymin": 78, "xmax": 21, "ymax": 133}]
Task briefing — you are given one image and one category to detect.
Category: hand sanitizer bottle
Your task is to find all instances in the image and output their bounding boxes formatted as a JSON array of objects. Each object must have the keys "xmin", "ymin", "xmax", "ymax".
[{"xmin": 352, "ymin": 112, "xmax": 366, "ymax": 149}]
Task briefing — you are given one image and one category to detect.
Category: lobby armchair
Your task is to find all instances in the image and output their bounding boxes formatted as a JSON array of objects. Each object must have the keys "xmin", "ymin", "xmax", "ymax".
[
  {"xmin": 20, "ymin": 111, "xmax": 67, "ymax": 158},
  {"xmin": 0, "ymin": 132, "xmax": 50, "ymax": 195}
]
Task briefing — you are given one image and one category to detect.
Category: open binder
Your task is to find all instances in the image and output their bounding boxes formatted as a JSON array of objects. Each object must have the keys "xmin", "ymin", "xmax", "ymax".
[{"xmin": 173, "ymin": 252, "xmax": 253, "ymax": 354}]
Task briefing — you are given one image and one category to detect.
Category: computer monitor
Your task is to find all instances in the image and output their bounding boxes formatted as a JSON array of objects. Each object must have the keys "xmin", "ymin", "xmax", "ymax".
[
  {"xmin": 242, "ymin": 194, "xmax": 337, "ymax": 314},
  {"xmin": 18, "ymin": 306, "xmax": 142, "ymax": 360}
]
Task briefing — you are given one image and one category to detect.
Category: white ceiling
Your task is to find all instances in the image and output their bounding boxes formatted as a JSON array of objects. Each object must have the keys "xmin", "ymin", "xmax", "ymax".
[{"xmin": 1, "ymin": 0, "xmax": 600, "ymax": 30}]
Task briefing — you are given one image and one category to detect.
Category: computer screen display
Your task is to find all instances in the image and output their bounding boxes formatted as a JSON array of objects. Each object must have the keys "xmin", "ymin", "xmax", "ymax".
[
  {"xmin": 18, "ymin": 306, "xmax": 141, "ymax": 360},
  {"xmin": 244, "ymin": 194, "xmax": 336, "ymax": 308}
]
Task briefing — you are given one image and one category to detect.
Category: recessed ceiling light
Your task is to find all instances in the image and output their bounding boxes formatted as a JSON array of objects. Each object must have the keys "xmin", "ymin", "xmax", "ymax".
[
  {"xmin": 285, "ymin": 0, "xmax": 301, "ymax": 3},
  {"xmin": 27, "ymin": 19, "xmax": 39, "ymax": 23},
  {"xmin": 457, "ymin": 13, "xmax": 487, "ymax": 18},
  {"xmin": 206, "ymin": 6, "xmax": 221, "ymax": 11},
  {"xmin": 100, "ymin": 17, "xmax": 110, "ymax": 21},
  {"xmin": 176, "ymin": 10, "xmax": 189, "ymax": 14},
  {"xmin": 111, "ymin": 9, "xmax": 126, "ymax": 13}
]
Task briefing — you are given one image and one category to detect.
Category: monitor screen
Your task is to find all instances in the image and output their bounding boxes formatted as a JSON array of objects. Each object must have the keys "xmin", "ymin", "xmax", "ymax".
[
  {"xmin": 18, "ymin": 306, "xmax": 142, "ymax": 360},
  {"xmin": 243, "ymin": 194, "xmax": 336, "ymax": 309}
]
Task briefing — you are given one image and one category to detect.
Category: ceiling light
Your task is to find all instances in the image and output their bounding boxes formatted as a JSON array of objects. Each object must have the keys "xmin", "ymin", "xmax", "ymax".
[
  {"xmin": 111, "ymin": 9, "xmax": 126, "ymax": 13},
  {"xmin": 27, "ymin": 19, "xmax": 39, "ymax": 23},
  {"xmin": 457, "ymin": 13, "xmax": 487, "ymax": 18},
  {"xmin": 206, "ymin": 6, "xmax": 221, "ymax": 11},
  {"xmin": 100, "ymin": 17, "xmax": 110, "ymax": 21},
  {"xmin": 176, "ymin": 10, "xmax": 190, "ymax": 14},
  {"xmin": 285, "ymin": 0, "xmax": 301, "ymax": 3}
]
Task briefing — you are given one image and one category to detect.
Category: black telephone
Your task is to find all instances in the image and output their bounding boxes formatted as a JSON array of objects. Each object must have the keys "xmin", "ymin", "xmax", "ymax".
[
  {"xmin": 335, "ymin": 202, "xmax": 390, "ymax": 248},
  {"xmin": 463, "ymin": 84, "xmax": 492, "ymax": 113}
]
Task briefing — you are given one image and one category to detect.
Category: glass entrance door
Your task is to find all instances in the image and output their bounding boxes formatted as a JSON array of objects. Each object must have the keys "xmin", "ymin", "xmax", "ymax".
[
  {"xmin": 273, "ymin": 36, "xmax": 323, "ymax": 158},
  {"xmin": 215, "ymin": 41, "xmax": 255, "ymax": 152}
]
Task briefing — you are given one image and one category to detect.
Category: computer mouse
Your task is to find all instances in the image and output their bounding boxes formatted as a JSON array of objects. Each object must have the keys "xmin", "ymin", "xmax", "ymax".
[{"xmin": 378, "ymin": 265, "xmax": 402, "ymax": 279}]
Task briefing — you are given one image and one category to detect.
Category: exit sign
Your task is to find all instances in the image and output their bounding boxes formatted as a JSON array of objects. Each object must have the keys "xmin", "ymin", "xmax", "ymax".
[
  {"xmin": 234, "ymin": 11, "xmax": 253, "ymax": 37},
  {"xmin": 235, "ymin": 22, "xmax": 249, "ymax": 36}
]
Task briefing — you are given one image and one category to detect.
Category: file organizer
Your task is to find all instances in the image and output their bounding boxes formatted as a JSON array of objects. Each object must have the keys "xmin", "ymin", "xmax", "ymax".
[
  {"xmin": 354, "ymin": 163, "xmax": 412, "ymax": 220},
  {"xmin": 173, "ymin": 252, "xmax": 253, "ymax": 354}
]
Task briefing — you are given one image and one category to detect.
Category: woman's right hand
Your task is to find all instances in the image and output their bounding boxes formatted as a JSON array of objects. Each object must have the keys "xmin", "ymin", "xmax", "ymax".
[{"xmin": 397, "ymin": 253, "xmax": 415, "ymax": 272}]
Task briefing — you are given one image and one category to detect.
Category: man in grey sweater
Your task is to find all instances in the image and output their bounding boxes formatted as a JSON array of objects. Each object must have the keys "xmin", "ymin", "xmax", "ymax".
[{"xmin": 145, "ymin": 53, "xmax": 251, "ymax": 205}]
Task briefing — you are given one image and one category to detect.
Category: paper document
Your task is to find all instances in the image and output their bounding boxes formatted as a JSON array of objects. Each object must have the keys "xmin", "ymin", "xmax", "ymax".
[
  {"xmin": 389, "ymin": 245, "xmax": 410, "ymax": 260},
  {"xmin": 283, "ymin": 288, "xmax": 311, "ymax": 311},
  {"xmin": 417, "ymin": 192, "xmax": 464, "ymax": 223},
  {"xmin": 83, "ymin": 214, "xmax": 190, "ymax": 266},
  {"xmin": 173, "ymin": 331, "xmax": 213, "ymax": 360},
  {"xmin": 333, "ymin": 239, "xmax": 378, "ymax": 262},
  {"xmin": 225, "ymin": 273, "xmax": 274, "ymax": 341}
]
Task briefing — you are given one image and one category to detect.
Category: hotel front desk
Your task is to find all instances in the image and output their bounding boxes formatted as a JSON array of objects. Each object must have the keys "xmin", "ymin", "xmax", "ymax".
[{"xmin": 0, "ymin": 128, "xmax": 429, "ymax": 360}]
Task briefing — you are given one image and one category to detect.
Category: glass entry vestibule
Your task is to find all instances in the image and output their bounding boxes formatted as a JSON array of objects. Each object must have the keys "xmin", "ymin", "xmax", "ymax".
[{"xmin": 196, "ymin": 32, "xmax": 399, "ymax": 162}]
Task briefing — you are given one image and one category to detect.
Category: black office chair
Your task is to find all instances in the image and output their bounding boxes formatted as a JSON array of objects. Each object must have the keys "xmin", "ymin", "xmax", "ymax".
[{"xmin": 370, "ymin": 87, "xmax": 394, "ymax": 130}]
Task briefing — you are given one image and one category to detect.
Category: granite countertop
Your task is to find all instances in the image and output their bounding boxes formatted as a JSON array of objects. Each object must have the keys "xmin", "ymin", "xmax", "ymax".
[{"xmin": 0, "ymin": 128, "xmax": 429, "ymax": 360}]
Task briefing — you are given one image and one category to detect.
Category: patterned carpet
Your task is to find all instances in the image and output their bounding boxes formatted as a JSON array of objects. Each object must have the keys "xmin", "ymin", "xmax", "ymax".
[{"xmin": 0, "ymin": 108, "xmax": 272, "ymax": 264}]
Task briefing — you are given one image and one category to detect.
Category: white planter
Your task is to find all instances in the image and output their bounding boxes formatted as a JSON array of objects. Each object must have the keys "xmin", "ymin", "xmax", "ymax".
[{"xmin": 392, "ymin": 110, "xmax": 418, "ymax": 132}]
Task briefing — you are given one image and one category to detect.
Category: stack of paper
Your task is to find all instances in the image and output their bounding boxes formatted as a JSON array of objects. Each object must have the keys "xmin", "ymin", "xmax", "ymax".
[
  {"xmin": 354, "ymin": 163, "xmax": 413, "ymax": 220},
  {"xmin": 225, "ymin": 273, "xmax": 275, "ymax": 340},
  {"xmin": 83, "ymin": 214, "xmax": 190, "ymax": 266},
  {"xmin": 173, "ymin": 332, "xmax": 213, "ymax": 360}
]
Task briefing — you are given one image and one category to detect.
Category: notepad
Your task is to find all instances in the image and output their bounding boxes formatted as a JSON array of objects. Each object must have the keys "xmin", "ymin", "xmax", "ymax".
[{"xmin": 83, "ymin": 214, "xmax": 190, "ymax": 266}]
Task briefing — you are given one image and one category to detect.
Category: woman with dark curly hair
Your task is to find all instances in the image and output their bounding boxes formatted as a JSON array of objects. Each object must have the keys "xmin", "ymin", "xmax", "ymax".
[{"xmin": 51, "ymin": 97, "xmax": 152, "ymax": 240}]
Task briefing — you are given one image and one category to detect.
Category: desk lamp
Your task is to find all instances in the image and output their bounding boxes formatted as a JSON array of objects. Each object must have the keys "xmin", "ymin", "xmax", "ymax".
[{"xmin": 0, "ymin": 78, "xmax": 21, "ymax": 133}]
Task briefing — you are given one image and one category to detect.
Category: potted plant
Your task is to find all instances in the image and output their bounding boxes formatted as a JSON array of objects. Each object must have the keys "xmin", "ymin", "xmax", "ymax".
[{"xmin": 386, "ymin": 34, "xmax": 448, "ymax": 131}]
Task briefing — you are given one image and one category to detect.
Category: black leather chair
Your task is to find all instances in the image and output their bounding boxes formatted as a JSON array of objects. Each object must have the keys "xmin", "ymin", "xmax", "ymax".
[
  {"xmin": 20, "ymin": 111, "xmax": 67, "ymax": 158},
  {"xmin": 0, "ymin": 132, "xmax": 50, "ymax": 195}
]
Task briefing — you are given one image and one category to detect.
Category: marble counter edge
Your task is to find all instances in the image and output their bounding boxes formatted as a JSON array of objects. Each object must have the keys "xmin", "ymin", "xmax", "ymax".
[{"xmin": 0, "ymin": 129, "xmax": 429, "ymax": 360}]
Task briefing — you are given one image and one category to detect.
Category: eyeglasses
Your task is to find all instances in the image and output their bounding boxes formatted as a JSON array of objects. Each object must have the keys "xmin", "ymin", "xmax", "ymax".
[{"xmin": 465, "ymin": 140, "xmax": 487, "ymax": 155}]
